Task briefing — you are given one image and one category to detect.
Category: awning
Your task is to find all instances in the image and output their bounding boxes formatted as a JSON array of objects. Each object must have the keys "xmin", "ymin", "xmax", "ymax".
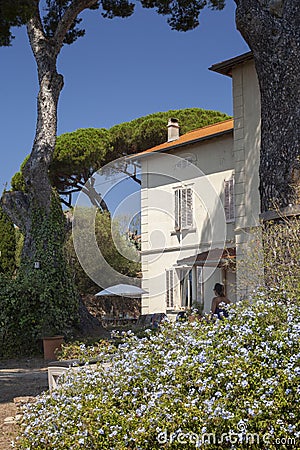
[
  {"xmin": 95, "ymin": 284, "xmax": 147, "ymax": 298},
  {"xmin": 177, "ymin": 247, "xmax": 236, "ymax": 268}
]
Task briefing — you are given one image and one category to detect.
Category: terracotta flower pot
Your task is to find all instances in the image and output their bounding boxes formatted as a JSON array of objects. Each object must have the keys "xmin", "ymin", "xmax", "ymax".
[{"xmin": 42, "ymin": 335, "xmax": 64, "ymax": 360}]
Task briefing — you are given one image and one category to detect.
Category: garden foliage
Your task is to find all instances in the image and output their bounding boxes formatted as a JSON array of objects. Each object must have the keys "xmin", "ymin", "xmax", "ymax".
[
  {"xmin": 15, "ymin": 293, "xmax": 300, "ymax": 449},
  {"xmin": 0, "ymin": 194, "xmax": 78, "ymax": 356},
  {"xmin": 0, "ymin": 206, "xmax": 16, "ymax": 275},
  {"xmin": 64, "ymin": 210, "xmax": 141, "ymax": 294},
  {"xmin": 236, "ymin": 216, "xmax": 300, "ymax": 302}
]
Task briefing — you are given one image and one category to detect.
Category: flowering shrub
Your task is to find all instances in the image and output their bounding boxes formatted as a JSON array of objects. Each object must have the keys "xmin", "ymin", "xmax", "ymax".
[
  {"xmin": 57, "ymin": 340, "xmax": 114, "ymax": 363},
  {"xmin": 15, "ymin": 296, "xmax": 300, "ymax": 449}
]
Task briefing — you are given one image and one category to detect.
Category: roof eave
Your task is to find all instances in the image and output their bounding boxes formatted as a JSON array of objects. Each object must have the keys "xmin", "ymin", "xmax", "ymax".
[
  {"xmin": 130, "ymin": 127, "xmax": 233, "ymax": 161},
  {"xmin": 209, "ymin": 51, "xmax": 253, "ymax": 77}
]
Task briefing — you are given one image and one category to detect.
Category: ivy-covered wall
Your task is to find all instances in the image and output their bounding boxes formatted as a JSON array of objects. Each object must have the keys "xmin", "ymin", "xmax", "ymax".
[
  {"xmin": 0, "ymin": 206, "xmax": 16, "ymax": 276},
  {"xmin": 0, "ymin": 193, "xmax": 79, "ymax": 356}
]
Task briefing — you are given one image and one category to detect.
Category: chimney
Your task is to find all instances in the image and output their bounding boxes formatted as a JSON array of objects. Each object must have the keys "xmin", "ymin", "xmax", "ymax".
[{"xmin": 167, "ymin": 118, "xmax": 180, "ymax": 142}]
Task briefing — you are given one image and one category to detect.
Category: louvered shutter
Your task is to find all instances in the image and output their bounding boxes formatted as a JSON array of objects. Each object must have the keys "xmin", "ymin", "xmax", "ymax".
[
  {"xmin": 175, "ymin": 189, "xmax": 181, "ymax": 230},
  {"xmin": 166, "ymin": 269, "xmax": 174, "ymax": 308},
  {"xmin": 174, "ymin": 187, "xmax": 193, "ymax": 230},
  {"xmin": 186, "ymin": 188, "xmax": 193, "ymax": 227},
  {"xmin": 181, "ymin": 188, "xmax": 187, "ymax": 228},
  {"xmin": 224, "ymin": 178, "xmax": 235, "ymax": 222}
]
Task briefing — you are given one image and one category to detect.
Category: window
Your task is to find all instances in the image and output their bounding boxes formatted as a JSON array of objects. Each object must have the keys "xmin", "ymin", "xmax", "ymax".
[
  {"xmin": 166, "ymin": 269, "xmax": 174, "ymax": 308},
  {"xmin": 224, "ymin": 178, "xmax": 235, "ymax": 223},
  {"xmin": 175, "ymin": 187, "xmax": 193, "ymax": 231},
  {"xmin": 180, "ymin": 268, "xmax": 193, "ymax": 308}
]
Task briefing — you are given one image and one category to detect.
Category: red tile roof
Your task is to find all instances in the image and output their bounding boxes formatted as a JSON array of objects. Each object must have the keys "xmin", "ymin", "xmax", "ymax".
[{"xmin": 130, "ymin": 119, "xmax": 233, "ymax": 159}]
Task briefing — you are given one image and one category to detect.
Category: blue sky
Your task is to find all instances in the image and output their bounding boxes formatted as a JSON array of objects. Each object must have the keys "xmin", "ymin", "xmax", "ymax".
[{"xmin": 0, "ymin": 0, "xmax": 249, "ymax": 191}]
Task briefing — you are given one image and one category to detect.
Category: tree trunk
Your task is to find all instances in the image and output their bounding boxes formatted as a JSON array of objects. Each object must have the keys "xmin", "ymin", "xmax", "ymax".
[
  {"xmin": 234, "ymin": 0, "xmax": 300, "ymax": 213},
  {"xmin": 77, "ymin": 297, "xmax": 110, "ymax": 338},
  {"xmin": 1, "ymin": 10, "xmax": 63, "ymax": 258},
  {"xmin": 0, "ymin": 4, "xmax": 108, "ymax": 342}
]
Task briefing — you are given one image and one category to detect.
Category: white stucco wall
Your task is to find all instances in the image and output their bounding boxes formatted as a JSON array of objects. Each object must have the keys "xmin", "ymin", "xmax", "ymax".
[
  {"xmin": 233, "ymin": 59, "xmax": 261, "ymax": 230},
  {"xmin": 140, "ymin": 134, "xmax": 235, "ymax": 315},
  {"xmin": 232, "ymin": 59, "xmax": 263, "ymax": 299}
]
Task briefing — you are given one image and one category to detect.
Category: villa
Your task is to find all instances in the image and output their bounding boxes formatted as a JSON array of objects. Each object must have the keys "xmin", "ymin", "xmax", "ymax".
[{"xmin": 130, "ymin": 52, "xmax": 262, "ymax": 319}]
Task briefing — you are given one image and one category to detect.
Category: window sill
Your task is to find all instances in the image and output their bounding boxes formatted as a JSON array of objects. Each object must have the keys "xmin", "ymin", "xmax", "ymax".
[{"xmin": 170, "ymin": 228, "xmax": 196, "ymax": 236}]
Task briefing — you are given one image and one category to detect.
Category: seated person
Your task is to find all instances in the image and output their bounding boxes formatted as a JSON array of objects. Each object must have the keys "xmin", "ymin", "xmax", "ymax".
[{"xmin": 211, "ymin": 283, "xmax": 231, "ymax": 319}]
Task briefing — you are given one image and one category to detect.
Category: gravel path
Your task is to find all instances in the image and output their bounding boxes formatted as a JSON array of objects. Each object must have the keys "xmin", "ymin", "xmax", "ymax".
[{"xmin": 0, "ymin": 359, "xmax": 49, "ymax": 449}]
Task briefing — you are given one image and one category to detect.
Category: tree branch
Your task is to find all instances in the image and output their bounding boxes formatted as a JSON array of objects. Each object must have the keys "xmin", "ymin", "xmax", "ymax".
[
  {"xmin": 123, "ymin": 169, "xmax": 142, "ymax": 185},
  {"xmin": 60, "ymin": 196, "xmax": 73, "ymax": 209},
  {"xmin": 82, "ymin": 183, "xmax": 109, "ymax": 213},
  {"xmin": 0, "ymin": 191, "xmax": 30, "ymax": 232},
  {"xmin": 54, "ymin": 0, "xmax": 99, "ymax": 53},
  {"xmin": 26, "ymin": 1, "xmax": 48, "ymax": 74},
  {"xmin": 58, "ymin": 188, "xmax": 81, "ymax": 195},
  {"xmin": 64, "ymin": 175, "xmax": 86, "ymax": 187},
  {"xmin": 113, "ymin": 166, "xmax": 142, "ymax": 185}
]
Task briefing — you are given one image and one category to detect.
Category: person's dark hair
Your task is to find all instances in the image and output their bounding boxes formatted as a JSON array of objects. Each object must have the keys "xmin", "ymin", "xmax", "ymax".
[{"xmin": 214, "ymin": 283, "xmax": 225, "ymax": 297}]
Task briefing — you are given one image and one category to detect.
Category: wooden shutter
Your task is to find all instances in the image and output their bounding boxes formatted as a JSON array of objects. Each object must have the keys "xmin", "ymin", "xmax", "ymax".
[
  {"xmin": 166, "ymin": 269, "xmax": 174, "ymax": 308},
  {"xmin": 224, "ymin": 178, "xmax": 235, "ymax": 222},
  {"xmin": 175, "ymin": 189, "xmax": 181, "ymax": 230},
  {"xmin": 185, "ymin": 188, "xmax": 193, "ymax": 227},
  {"xmin": 175, "ymin": 187, "xmax": 193, "ymax": 230},
  {"xmin": 181, "ymin": 188, "xmax": 187, "ymax": 228}
]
